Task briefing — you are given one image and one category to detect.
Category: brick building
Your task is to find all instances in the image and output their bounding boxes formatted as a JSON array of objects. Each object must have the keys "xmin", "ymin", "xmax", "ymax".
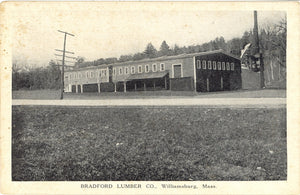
[{"xmin": 64, "ymin": 50, "xmax": 242, "ymax": 93}]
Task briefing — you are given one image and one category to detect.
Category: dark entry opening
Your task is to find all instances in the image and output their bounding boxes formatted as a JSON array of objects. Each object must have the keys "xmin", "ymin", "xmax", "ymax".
[
  {"xmin": 71, "ymin": 85, "xmax": 76, "ymax": 93},
  {"xmin": 83, "ymin": 84, "xmax": 98, "ymax": 92},
  {"xmin": 77, "ymin": 85, "xmax": 81, "ymax": 93}
]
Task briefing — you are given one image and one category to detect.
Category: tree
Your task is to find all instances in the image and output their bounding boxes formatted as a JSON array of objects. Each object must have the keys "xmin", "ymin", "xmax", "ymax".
[
  {"xmin": 119, "ymin": 55, "xmax": 133, "ymax": 62},
  {"xmin": 144, "ymin": 43, "xmax": 157, "ymax": 58},
  {"xmin": 96, "ymin": 58, "xmax": 106, "ymax": 65},
  {"xmin": 226, "ymin": 38, "xmax": 241, "ymax": 57},
  {"xmin": 172, "ymin": 44, "xmax": 182, "ymax": 55},
  {"xmin": 75, "ymin": 56, "xmax": 85, "ymax": 68},
  {"xmin": 159, "ymin": 41, "xmax": 171, "ymax": 56},
  {"xmin": 104, "ymin": 57, "xmax": 118, "ymax": 64},
  {"xmin": 132, "ymin": 52, "xmax": 145, "ymax": 61}
]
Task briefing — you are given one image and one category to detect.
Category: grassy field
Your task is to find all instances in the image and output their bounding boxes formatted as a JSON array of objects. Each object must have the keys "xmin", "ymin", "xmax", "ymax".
[
  {"xmin": 12, "ymin": 89, "xmax": 286, "ymax": 99},
  {"xmin": 12, "ymin": 106, "xmax": 286, "ymax": 181}
]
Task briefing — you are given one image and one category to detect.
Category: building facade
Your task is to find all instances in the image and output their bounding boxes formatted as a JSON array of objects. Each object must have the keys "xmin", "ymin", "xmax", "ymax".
[{"xmin": 64, "ymin": 50, "xmax": 242, "ymax": 93}]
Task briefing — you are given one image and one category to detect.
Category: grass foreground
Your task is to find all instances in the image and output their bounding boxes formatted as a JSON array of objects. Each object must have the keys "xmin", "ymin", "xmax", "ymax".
[{"xmin": 12, "ymin": 106, "xmax": 286, "ymax": 181}]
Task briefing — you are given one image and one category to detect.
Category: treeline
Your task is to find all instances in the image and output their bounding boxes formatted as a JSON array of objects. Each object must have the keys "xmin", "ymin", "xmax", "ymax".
[
  {"xmin": 75, "ymin": 37, "xmax": 229, "ymax": 68},
  {"xmin": 13, "ymin": 18, "xmax": 286, "ymax": 90},
  {"xmin": 12, "ymin": 60, "xmax": 61, "ymax": 90}
]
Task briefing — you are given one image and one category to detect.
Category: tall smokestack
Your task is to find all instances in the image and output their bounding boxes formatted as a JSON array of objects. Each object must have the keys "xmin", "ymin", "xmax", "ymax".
[
  {"xmin": 253, "ymin": 10, "xmax": 265, "ymax": 88},
  {"xmin": 253, "ymin": 11, "xmax": 260, "ymax": 55}
]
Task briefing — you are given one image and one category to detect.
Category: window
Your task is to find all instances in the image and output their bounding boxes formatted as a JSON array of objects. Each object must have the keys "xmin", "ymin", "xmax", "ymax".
[
  {"xmin": 222, "ymin": 62, "xmax": 226, "ymax": 70},
  {"xmin": 226, "ymin": 62, "xmax": 230, "ymax": 70},
  {"xmin": 131, "ymin": 66, "xmax": 135, "ymax": 74},
  {"xmin": 113, "ymin": 68, "xmax": 116, "ymax": 76},
  {"xmin": 138, "ymin": 65, "xmax": 142, "ymax": 73},
  {"xmin": 160, "ymin": 63, "xmax": 165, "ymax": 71},
  {"xmin": 152, "ymin": 64, "xmax": 157, "ymax": 72},
  {"xmin": 202, "ymin": 60, "xmax": 206, "ymax": 69},
  {"xmin": 217, "ymin": 62, "xmax": 221, "ymax": 70},
  {"xmin": 208, "ymin": 61, "xmax": 212, "ymax": 70},
  {"xmin": 101, "ymin": 70, "xmax": 106, "ymax": 77},
  {"xmin": 119, "ymin": 67, "xmax": 123, "ymax": 75},
  {"xmin": 231, "ymin": 63, "xmax": 235, "ymax": 71},
  {"xmin": 145, "ymin": 65, "xmax": 149, "ymax": 73},
  {"xmin": 213, "ymin": 61, "xmax": 217, "ymax": 70},
  {"xmin": 173, "ymin": 64, "xmax": 182, "ymax": 78},
  {"xmin": 125, "ymin": 67, "xmax": 129, "ymax": 74},
  {"xmin": 69, "ymin": 74, "xmax": 72, "ymax": 80},
  {"xmin": 91, "ymin": 71, "xmax": 94, "ymax": 78},
  {"xmin": 86, "ymin": 72, "xmax": 89, "ymax": 78},
  {"xmin": 79, "ymin": 73, "xmax": 82, "ymax": 78},
  {"xmin": 197, "ymin": 60, "xmax": 201, "ymax": 69}
]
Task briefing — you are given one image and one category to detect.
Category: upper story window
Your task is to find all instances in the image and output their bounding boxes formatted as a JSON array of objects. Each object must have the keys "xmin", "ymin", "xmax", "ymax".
[
  {"xmin": 131, "ymin": 66, "xmax": 135, "ymax": 74},
  {"xmin": 138, "ymin": 65, "xmax": 142, "ymax": 73},
  {"xmin": 125, "ymin": 67, "xmax": 129, "ymax": 74},
  {"xmin": 145, "ymin": 65, "xmax": 149, "ymax": 73},
  {"xmin": 91, "ymin": 71, "xmax": 94, "ymax": 78},
  {"xmin": 69, "ymin": 74, "xmax": 71, "ymax": 80},
  {"xmin": 217, "ymin": 62, "xmax": 221, "ymax": 70},
  {"xmin": 101, "ymin": 69, "xmax": 107, "ymax": 77},
  {"xmin": 152, "ymin": 64, "xmax": 157, "ymax": 72},
  {"xmin": 231, "ymin": 63, "xmax": 235, "ymax": 71},
  {"xmin": 213, "ymin": 61, "xmax": 217, "ymax": 70},
  {"xmin": 226, "ymin": 62, "xmax": 230, "ymax": 70},
  {"xmin": 208, "ymin": 61, "xmax": 212, "ymax": 70},
  {"xmin": 222, "ymin": 62, "xmax": 226, "ymax": 70},
  {"xmin": 113, "ymin": 68, "xmax": 116, "ymax": 76},
  {"xmin": 197, "ymin": 60, "xmax": 201, "ymax": 69},
  {"xmin": 119, "ymin": 67, "xmax": 123, "ymax": 75},
  {"xmin": 202, "ymin": 60, "xmax": 206, "ymax": 69},
  {"xmin": 160, "ymin": 63, "xmax": 165, "ymax": 71},
  {"xmin": 86, "ymin": 72, "xmax": 89, "ymax": 78}
]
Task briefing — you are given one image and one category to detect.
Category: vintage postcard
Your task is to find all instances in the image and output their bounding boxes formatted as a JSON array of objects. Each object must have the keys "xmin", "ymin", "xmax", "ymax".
[{"xmin": 0, "ymin": 1, "xmax": 299, "ymax": 194}]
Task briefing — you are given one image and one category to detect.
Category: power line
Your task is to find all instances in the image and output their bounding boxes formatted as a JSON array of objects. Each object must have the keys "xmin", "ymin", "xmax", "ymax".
[
  {"xmin": 55, "ymin": 49, "xmax": 75, "ymax": 54},
  {"xmin": 54, "ymin": 54, "xmax": 76, "ymax": 59}
]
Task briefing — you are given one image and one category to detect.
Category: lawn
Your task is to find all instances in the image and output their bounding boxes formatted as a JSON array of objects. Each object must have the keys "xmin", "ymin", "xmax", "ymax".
[
  {"xmin": 12, "ymin": 106, "xmax": 286, "ymax": 181},
  {"xmin": 12, "ymin": 89, "xmax": 286, "ymax": 99}
]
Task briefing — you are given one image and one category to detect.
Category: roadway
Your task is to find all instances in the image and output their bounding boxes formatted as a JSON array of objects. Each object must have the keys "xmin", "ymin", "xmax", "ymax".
[{"xmin": 12, "ymin": 98, "xmax": 286, "ymax": 108}]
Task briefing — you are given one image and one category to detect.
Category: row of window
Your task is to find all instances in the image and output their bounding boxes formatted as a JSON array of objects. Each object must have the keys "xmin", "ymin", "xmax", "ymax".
[
  {"xmin": 113, "ymin": 63, "xmax": 165, "ymax": 75},
  {"xmin": 68, "ymin": 63, "xmax": 166, "ymax": 80},
  {"xmin": 68, "ymin": 69, "xmax": 108, "ymax": 80},
  {"xmin": 196, "ymin": 60, "xmax": 235, "ymax": 71}
]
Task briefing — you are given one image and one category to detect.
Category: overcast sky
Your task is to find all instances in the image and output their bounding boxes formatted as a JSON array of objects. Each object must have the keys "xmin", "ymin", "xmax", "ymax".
[{"xmin": 10, "ymin": 3, "xmax": 286, "ymax": 67}]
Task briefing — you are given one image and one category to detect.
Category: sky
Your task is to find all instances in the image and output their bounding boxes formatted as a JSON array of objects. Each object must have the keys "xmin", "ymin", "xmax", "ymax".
[{"xmin": 9, "ymin": 3, "xmax": 286, "ymax": 67}]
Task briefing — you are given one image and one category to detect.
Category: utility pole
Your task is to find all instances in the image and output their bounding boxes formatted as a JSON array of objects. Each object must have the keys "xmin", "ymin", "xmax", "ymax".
[
  {"xmin": 253, "ymin": 11, "xmax": 265, "ymax": 88},
  {"xmin": 56, "ymin": 30, "xmax": 75, "ymax": 99}
]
